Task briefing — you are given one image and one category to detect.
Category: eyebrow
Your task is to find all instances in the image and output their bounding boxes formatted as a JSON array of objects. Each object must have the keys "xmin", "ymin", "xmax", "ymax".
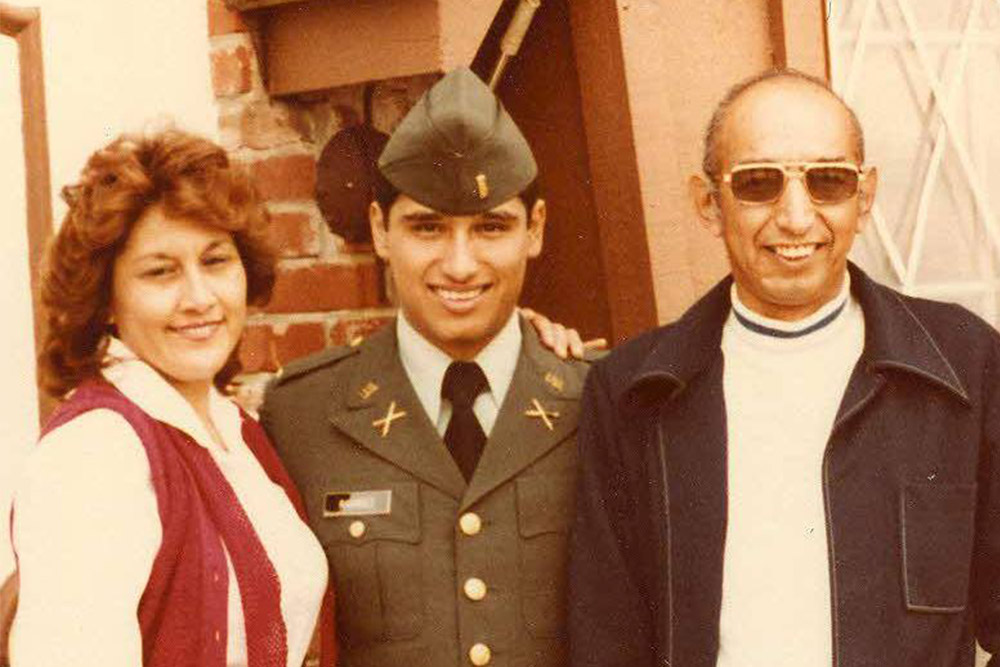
[
  {"xmin": 735, "ymin": 156, "xmax": 853, "ymax": 165},
  {"xmin": 131, "ymin": 238, "xmax": 233, "ymax": 263},
  {"xmin": 397, "ymin": 209, "xmax": 521, "ymax": 224},
  {"xmin": 479, "ymin": 210, "xmax": 520, "ymax": 222},
  {"xmin": 399, "ymin": 211, "xmax": 444, "ymax": 223}
]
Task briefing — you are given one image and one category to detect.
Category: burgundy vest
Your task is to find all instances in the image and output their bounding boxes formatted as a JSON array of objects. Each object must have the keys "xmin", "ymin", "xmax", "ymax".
[{"xmin": 38, "ymin": 381, "xmax": 335, "ymax": 667}]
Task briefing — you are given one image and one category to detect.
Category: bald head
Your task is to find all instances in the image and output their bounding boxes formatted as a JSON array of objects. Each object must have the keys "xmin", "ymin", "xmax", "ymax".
[{"xmin": 702, "ymin": 69, "xmax": 865, "ymax": 181}]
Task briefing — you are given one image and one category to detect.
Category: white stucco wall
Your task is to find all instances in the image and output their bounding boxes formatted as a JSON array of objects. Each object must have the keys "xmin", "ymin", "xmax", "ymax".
[
  {"xmin": 0, "ymin": 35, "xmax": 35, "ymax": 583},
  {"xmin": 0, "ymin": 0, "xmax": 219, "ymax": 578}
]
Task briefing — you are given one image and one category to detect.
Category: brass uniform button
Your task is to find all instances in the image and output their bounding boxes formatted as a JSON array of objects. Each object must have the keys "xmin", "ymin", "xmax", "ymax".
[
  {"xmin": 459, "ymin": 512, "xmax": 482, "ymax": 536},
  {"xmin": 349, "ymin": 520, "xmax": 367, "ymax": 538},
  {"xmin": 469, "ymin": 642, "xmax": 491, "ymax": 666},
  {"xmin": 463, "ymin": 577, "xmax": 487, "ymax": 601}
]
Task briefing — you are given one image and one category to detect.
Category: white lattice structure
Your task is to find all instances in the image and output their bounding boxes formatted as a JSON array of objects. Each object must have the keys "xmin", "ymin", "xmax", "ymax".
[
  {"xmin": 829, "ymin": 0, "xmax": 1000, "ymax": 328},
  {"xmin": 830, "ymin": 4, "xmax": 998, "ymax": 663}
]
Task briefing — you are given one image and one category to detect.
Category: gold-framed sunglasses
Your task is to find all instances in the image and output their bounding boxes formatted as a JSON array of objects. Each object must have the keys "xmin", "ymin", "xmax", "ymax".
[{"xmin": 721, "ymin": 161, "xmax": 866, "ymax": 205}]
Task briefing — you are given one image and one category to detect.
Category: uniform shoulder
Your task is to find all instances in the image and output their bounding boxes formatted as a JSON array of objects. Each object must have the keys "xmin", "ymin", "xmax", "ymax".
[
  {"xmin": 581, "ymin": 346, "xmax": 609, "ymax": 364},
  {"xmin": 557, "ymin": 346, "xmax": 606, "ymax": 373},
  {"xmin": 271, "ymin": 345, "xmax": 360, "ymax": 388}
]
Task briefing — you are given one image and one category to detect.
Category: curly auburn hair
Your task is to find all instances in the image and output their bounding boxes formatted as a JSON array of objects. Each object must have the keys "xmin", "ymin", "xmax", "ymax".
[{"xmin": 39, "ymin": 129, "xmax": 277, "ymax": 398}]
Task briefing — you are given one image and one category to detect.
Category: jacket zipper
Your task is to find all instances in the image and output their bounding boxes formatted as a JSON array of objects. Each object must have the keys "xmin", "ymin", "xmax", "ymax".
[
  {"xmin": 656, "ymin": 416, "xmax": 674, "ymax": 667},
  {"xmin": 822, "ymin": 449, "xmax": 840, "ymax": 667},
  {"xmin": 825, "ymin": 371, "xmax": 884, "ymax": 667}
]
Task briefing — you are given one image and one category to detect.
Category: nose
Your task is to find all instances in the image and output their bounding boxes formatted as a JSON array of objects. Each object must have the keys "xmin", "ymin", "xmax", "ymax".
[
  {"xmin": 179, "ymin": 266, "xmax": 216, "ymax": 311},
  {"xmin": 440, "ymin": 232, "xmax": 478, "ymax": 281},
  {"xmin": 774, "ymin": 175, "xmax": 816, "ymax": 235}
]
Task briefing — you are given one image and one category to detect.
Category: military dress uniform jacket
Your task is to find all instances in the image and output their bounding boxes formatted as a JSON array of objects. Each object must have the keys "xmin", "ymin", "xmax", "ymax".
[
  {"xmin": 260, "ymin": 319, "xmax": 592, "ymax": 667},
  {"xmin": 568, "ymin": 263, "xmax": 1000, "ymax": 667}
]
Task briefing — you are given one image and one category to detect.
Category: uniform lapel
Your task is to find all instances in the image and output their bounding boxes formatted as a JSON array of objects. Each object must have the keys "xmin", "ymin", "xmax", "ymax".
[
  {"xmin": 327, "ymin": 326, "xmax": 467, "ymax": 501},
  {"xmin": 460, "ymin": 323, "xmax": 583, "ymax": 511}
]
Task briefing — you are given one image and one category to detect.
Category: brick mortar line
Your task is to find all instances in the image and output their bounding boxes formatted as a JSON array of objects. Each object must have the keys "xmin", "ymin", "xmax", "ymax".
[
  {"xmin": 246, "ymin": 312, "xmax": 329, "ymax": 327},
  {"xmin": 275, "ymin": 255, "xmax": 377, "ymax": 270},
  {"xmin": 247, "ymin": 306, "xmax": 396, "ymax": 324},
  {"xmin": 245, "ymin": 311, "xmax": 396, "ymax": 333},
  {"xmin": 213, "ymin": 87, "xmax": 267, "ymax": 108},
  {"xmin": 266, "ymin": 201, "xmax": 320, "ymax": 214},
  {"xmin": 209, "ymin": 32, "xmax": 253, "ymax": 51},
  {"xmin": 213, "ymin": 86, "xmax": 294, "ymax": 117},
  {"xmin": 215, "ymin": 97, "xmax": 258, "ymax": 117},
  {"xmin": 230, "ymin": 143, "xmax": 317, "ymax": 163}
]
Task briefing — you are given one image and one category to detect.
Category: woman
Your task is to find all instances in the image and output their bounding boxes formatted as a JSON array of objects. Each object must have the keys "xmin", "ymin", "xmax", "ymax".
[{"xmin": 9, "ymin": 130, "xmax": 329, "ymax": 667}]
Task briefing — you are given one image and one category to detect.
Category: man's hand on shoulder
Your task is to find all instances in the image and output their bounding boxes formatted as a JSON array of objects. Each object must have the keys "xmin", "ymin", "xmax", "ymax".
[{"xmin": 520, "ymin": 307, "xmax": 608, "ymax": 360}]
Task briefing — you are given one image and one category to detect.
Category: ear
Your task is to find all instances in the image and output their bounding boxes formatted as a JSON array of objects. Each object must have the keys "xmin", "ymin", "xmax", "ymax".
[
  {"xmin": 527, "ymin": 199, "xmax": 546, "ymax": 258},
  {"xmin": 369, "ymin": 201, "xmax": 391, "ymax": 261},
  {"xmin": 689, "ymin": 174, "xmax": 724, "ymax": 237},
  {"xmin": 857, "ymin": 166, "xmax": 878, "ymax": 231}
]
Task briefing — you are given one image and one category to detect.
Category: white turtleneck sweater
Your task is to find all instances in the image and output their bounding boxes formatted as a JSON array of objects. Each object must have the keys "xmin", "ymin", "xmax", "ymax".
[{"xmin": 716, "ymin": 276, "xmax": 864, "ymax": 667}]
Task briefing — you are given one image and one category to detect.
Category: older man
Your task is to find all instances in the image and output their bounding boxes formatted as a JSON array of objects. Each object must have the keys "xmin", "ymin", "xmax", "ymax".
[{"xmin": 569, "ymin": 69, "xmax": 1000, "ymax": 667}]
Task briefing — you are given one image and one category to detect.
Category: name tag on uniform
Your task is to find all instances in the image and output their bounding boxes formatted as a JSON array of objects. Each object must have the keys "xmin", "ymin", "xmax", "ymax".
[{"xmin": 324, "ymin": 490, "xmax": 393, "ymax": 517}]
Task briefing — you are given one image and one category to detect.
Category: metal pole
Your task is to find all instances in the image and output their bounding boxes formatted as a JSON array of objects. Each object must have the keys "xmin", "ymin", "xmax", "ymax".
[{"xmin": 488, "ymin": 0, "xmax": 541, "ymax": 90}]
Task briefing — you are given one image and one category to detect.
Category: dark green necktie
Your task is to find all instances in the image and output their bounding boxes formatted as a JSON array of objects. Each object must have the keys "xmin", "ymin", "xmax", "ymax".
[{"xmin": 442, "ymin": 361, "xmax": 489, "ymax": 481}]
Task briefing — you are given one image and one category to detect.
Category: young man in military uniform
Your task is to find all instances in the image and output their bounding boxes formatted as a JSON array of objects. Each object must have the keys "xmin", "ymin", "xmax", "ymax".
[{"xmin": 260, "ymin": 67, "xmax": 591, "ymax": 667}]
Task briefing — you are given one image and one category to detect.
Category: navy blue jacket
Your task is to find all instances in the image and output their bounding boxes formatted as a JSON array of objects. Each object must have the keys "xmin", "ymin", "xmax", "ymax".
[{"xmin": 569, "ymin": 264, "xmax": 1000, "ymax": 667}]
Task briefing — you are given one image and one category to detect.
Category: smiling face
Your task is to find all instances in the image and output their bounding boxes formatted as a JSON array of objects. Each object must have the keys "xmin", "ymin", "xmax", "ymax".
[
  {"xmin": 110, "ymin": 205, "xmax": 248, "ymax": 399},
  {"xmin": 370, "ymin": 194, "xmax": 545, "ymax": 360},
  {"xmin": 695, "ymin": 79, "xmax": 877, "ymax": 321}
]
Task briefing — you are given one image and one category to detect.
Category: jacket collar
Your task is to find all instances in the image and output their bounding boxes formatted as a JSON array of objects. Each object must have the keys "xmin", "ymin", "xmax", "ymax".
[
  {"xmin": 848, "ymin": 263, "xmax": 968, "ymax": 403},
  {"xmin": 329, "ymin": 316, "xmax": 585, "ymax": 503},
  {"xmin": 624, "ymin": 262, "xmax": 969, "ymax": 406}
]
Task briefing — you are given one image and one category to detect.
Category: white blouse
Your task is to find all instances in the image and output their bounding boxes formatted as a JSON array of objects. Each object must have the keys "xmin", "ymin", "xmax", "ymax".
[{"xmin": 10, "ymin": 339, "xmax": 328, "ymax": 667}]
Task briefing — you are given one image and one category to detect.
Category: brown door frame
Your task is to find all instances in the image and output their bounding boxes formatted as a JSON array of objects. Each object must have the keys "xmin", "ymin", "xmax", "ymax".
[{"xmin": 1, "ymin": 3, "xmax": 54, "ymax": 421}]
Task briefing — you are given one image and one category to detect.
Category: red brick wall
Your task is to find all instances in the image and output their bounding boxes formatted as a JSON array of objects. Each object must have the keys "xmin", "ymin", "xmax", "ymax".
[{"xmin": 206, "ymin": 0, "xmax": 435, "ymax": 401}]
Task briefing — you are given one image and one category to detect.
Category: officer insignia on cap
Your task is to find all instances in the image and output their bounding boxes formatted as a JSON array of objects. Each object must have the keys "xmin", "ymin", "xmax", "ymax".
[{"xmin": 377, "ymin": 67, "xmax": 537, "ymax": 215}]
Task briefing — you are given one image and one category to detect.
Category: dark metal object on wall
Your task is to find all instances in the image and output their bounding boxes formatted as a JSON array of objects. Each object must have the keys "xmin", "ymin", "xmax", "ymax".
[{"xmin": 315, "ymin": 123, "xmax": 388, "ymax": 244}]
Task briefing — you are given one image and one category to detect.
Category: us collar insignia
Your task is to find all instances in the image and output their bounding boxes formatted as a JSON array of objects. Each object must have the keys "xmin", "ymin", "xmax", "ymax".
[
  {"xmin": 358, "ymin": 381, "xmax": 379, "ymax": 400},
  {"xmin": 373, "ymin": 401, "xmax": 407, "ymax": 437},
  {"xmin": 544, "ymin": 372, "xmax": 564, "ymax": 393},
  {"xmin": 525, "ymin": 398, "xmax": 559, "ymax": 431}
]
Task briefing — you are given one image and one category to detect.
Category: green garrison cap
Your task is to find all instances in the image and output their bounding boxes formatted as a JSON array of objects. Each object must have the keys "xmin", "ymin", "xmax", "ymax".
[{"xmin": 377, "ymin": 67, "xmax": 538, "ymax": 215}]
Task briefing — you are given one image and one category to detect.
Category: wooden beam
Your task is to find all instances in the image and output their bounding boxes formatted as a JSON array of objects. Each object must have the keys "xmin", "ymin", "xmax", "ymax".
[
  {"xmin": 566, "ymin": 0, "xmax": 657, "ymax": 342},
  {"xmin": 225, "ymin": 0, "xmax": 296, "ymax": 9},
  {"xmin": 1, "ymin": 3, "xmax": 55, "ymax": 422},
  {"xmin": 768, "ymin": 0, "xmax": 830, "ymax": 78},
  {"xmin": 256, "ymin": 0, "xmax": 503, "ymax": 97},
  {"xmin": 570, "ymin": 0, "xmax": 776, "ymax": 325},
  {"xmin": 0, "ymin": 3, "xmax": 36, "ymax": 35}
]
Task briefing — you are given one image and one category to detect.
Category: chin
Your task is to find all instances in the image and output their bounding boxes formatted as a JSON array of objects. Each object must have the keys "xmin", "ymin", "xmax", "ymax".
[{"xmin": 168, "ymin": 356, "xmax": 228, "ymax": 383}]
